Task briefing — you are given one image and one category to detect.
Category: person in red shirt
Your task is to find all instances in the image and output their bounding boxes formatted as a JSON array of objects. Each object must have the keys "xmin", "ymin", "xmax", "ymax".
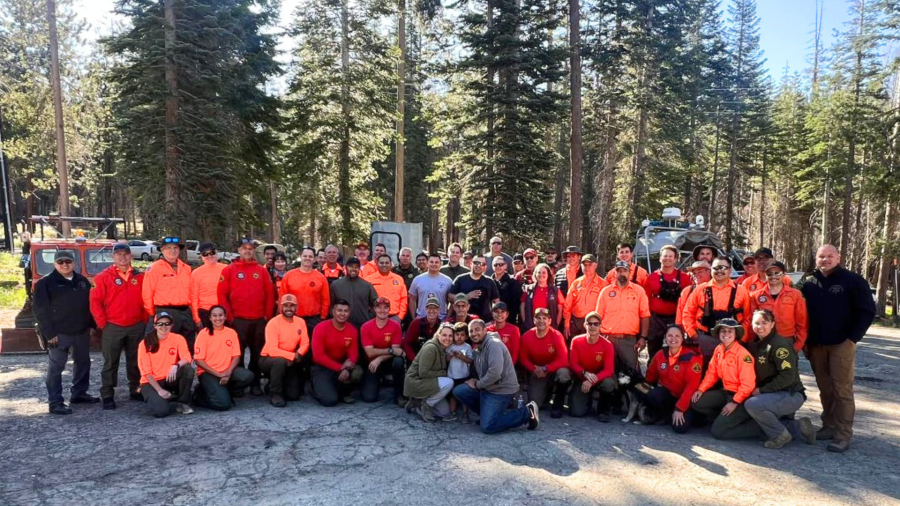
[
  {"xmin": 644, "ymin": 245, "xmax": 692, "ymax": 359},
  {"xmin": 645, "ymin": 324, "xmax": 703, "ymax": 433},
  {"xmin": 311, "ymin": 299, "xmax": 363, "ymax": 406},
  {"xmin": 359, "ymin": 297, "xmax": 406, "ymax": 404},
  {"xmin": 90, "ymin": 243, "xmax": 145, "ymax": 409},
  {"xmin": 259, "ymin": 294, "xmax": 311, "ymax": 407},
  {"xmin": 218, "ymin": 237, "xmax": 275, "ymax": 396},
  {"xmin": 193, "ymin": 305, "xmax": 254, "ymax": 411},
  {"xmin": 567, "ymin": 311, "xmax": 616, "ymax": 421},
  {"xmin": 403, "ymin": 298, "xmax": 443, "ymax": 361},
  {"xmin": 521, "ymin": 263, "xmax": 563, "ymax": 331},
  {"xmin": 519, "ymin": 308, "xmax": 571, "ymax": 418},
  {"xmin": 486, "ymin": 302, "xmax": 521, "ymax": 365},
  {"xmin": 137, "ymin": 312, "xmax": 195, "ymax": 418},
  {"xmin": 515, "ymin": 248, "xmax": 538, "ymax": 285},
  {"xmin": 690, "ymin": 318, "xmax": 758, "ymax": 440}
]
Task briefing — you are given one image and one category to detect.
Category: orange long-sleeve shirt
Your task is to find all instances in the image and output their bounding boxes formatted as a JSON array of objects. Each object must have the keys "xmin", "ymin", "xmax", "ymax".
[
  {"xmin": 698, "ymin": 342, "xmax": 756, "ymax": 404},
  {"xmin": 142, "ymin": 259, "xmax": 192, "ymax": 316},
  {"xmin": 261, "ymin": 315, "xmax": 310, "ymax": 362},
  {"xmin": 646, "ymin": 348, "xmax": 703, "ymax": 412},
  {"xmin": 519, "ymin": 327, "xmax": 569, "ymax": 373},
  {"xmin": 594, "ymin": 282, "xmax": 650, "ymax": 335},
  {"xmin": 682, "ymin": 280, "xmax": 750, "ymax": 338},
  {"xmin": 360, "ymin": 262, "xmax": 378, "ymax": 279},
  {"xmin": 365, "ymin": 271, "xmax": 408, "ymax": 318},
  {"xmin": 280, "ymin": 268, "xmax": 330, "ymax": 319},
  {"xmin": 193, "ymin": 327, "xmax": 241, "ymax": 376},
  {"xmin": 190, "ymin": 262, "xmax": 226, "ymax": 322},
  {"xmin": 674, "ymin": 285, "xmax": 697, "ymax": 326},
  {"xmin": 604, "ymin": 263, "xmax": 649, "ymax": 288},
  {"xmin": 569, "ymin": 335, "xmax": 615, "ymax": 383},
  {"xmin": 747, "ymin": 285, "xmax": 808, "ymax": 351},
  {"xmin": 138, "ymin": 333, "xmax": 191, "ymax": 384},
  {"xmin": 741, "ymin": 272, "xmax": 792, "ymax": 293},
  {"xmin": 564, "ymin": 274, "xmax": 608, "ymax": 322}
]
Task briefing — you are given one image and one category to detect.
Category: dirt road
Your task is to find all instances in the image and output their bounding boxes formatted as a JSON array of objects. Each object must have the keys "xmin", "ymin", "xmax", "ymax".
[{"xmin": 1, "ymin": 327, "xmax": 899, "ymax": 506}]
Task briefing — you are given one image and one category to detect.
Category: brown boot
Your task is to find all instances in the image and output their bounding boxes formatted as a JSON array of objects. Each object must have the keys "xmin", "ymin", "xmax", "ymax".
[{"xmin": 763, "ymin": 430, "xmax": 793, "ymax": 449}]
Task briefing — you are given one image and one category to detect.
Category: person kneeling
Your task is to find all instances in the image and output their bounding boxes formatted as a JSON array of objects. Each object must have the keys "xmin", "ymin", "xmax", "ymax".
[
  {"xmin": 360, "ymin": 298, "xmax": 406, "ymax": 404},
  {"xmin": 258, "ymin": 294, "xmax": 310, "ymax": 407},
  {"xmin": 690, "ymin": 318, "xmax": 758, "ymax": 439},
  {"xmin": 404, "ymin": 322, "xmax": 455, "ymax": 421},
  {"xmin": 645, "ymin": 324, "xmax": 702, "ymax": 433},
  {"xmin": 138, "ymin": 312, "xmax": 195, "ymax": 417},
  {"xmin": 568, "ymin": 312, "xmax": 616, "ymax": 421},
  {"xmin": 193, "ymin": 305, "xmax": 254, "ymax": 410},
  {"xmin": 452, "ymin": 323, "xmax": 539, "ymax": 434},
  {"xmin": 519, "ymin": 308, "xmax": 572, "ymax": 418},
  {"xmin": 311, "ymin": 299, "xmax": 363, "ymax": 406},
  {"xmin": 745, "ymin": 309, "xmax": 815, "ymax": 449}
]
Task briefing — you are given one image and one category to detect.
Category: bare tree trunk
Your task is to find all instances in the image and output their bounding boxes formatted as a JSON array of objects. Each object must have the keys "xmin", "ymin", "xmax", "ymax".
[
  {"xmin": 568, "ymin": 0, "xmax": 583, "ymax": 248},
  {"xmin": 759, "ymin": 139, "xmax": 767, "ymax": 246},
  {"xmin": 592, "ymin": 99, "xmax": 619, "ymax": 271},
  {"xmin": 394, "ymin": 0, "xmax": 406, "ymax": 223},
  {"xmin": 47, "ymin": 0, "xmax": 70, "ymax": 235},
  {"xmin": 163, "ymin": 0, "xmax": 181, "ymax": 236},
  {"xmin": 707, "ymin": 106, "xmax": 721, "ymax": 229},
  {"xmin": 841, "ymin": 4, "xmax": 866, "ymax": 260},
  {"xmin": 338, "ymin": 0, "xmax": 352, "ymax": 245},
  {"xmin": 270, "ymin": 181, "xmax": 280, "ymax": 243},
  {"xmin": 484, "ymin": 0, "xmax": 495, "ymax": 242}
]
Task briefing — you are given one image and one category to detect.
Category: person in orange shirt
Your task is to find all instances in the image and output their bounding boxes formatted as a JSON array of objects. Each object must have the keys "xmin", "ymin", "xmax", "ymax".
[
  {"xmin": 142, "ymin": 236, "xmax": 195, "ymax": 347},
  {"xmin": 259, "ymin": 294, "xmax": 311, "ymax": 407},
  {"xmin": 604, "ymin": 243, "xmax": 649, "ymax": 288},
  {"xmin": 746, "ymin": 261, "xmax": 808, "ymax": 351},
  {"xmin": 357, "ymin": 242, "xmax": 379, "ymax": 279},
  {"xmin": 682, "ymin": 255, "xmax": 751, "ymax": 363},
  {"xmin": 364, "ymin": 254, "xmax": 408, "ymax": 321},
  {"xmin": 319, "ymin": 244, "xmax": 344, "ymax": 284},
  {"xmin": 564, "ymin": 254, "xmax": 608, "ymax": 339},
  {"xmin": 190, "ymin": 242, "xmax": 227, "ymax": 329},
  {"xmin": 193, "ymin": 306, "xmax": 254, "ymax": 411},
  {"xmin": 280, "ymin": 246, "xmax": 331, "ymax": 331},
  {"xmin": 567, "ymin": 311, "xmax": 616, "ymax": 421},
  {"xmin": 595, "ymin": 260, "xmax": 651, "ymax": 370},
  {"xmin": 676, "ymin": 261, "xmax": 712, "ymax": 327},
  {"xmin": 137, "ymin": 312, "xmax": 195, "ymax": 418},
  {"xmin": 741, "ymin": 247, "xmax": 793, "ymax": 292},
  {"xmin": 734, "ymin": 255, "xmax": 757, "ymax": 286},
  {"xmin": 690, "ymin": 318, "xmax": 758, "ymax": 440}
]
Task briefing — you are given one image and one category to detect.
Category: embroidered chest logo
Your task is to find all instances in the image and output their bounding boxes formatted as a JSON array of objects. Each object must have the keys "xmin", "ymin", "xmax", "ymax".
[
  {"xmin": 548, "ymin": 345, "xmax": 555, "ymax": 354},
  {"xmin": 660, "ymin": 362, "xmax": 668, "ymax": 370},
  {"xmin": 758, "ymin": 356, "xmax": 766, "ymax": 364},
  {"xmin": 383, "ymin": 334, "xmax": 392, "ymax": 343},
  {"xmin": 131, "ymin": 278, "xmax": 138, "ymax": 286},
  {"xmin": 750, "ymin": 284, "xmax": 758, "ymax": 291},
  {"xmin": 759, "ymin": 295, "xmax": 767, "ymax": 303},
  {"xmin": 344, "ymin": 337, "xmax": 352, "ymax": 348},
  {"xmin": 237, "ymin": 272, "xmax": 245, "ymax": 280},
  {"xmin": 393, "ymin": 280, "xmax": 399, "ymax": 285},
  {"xmin": 226, "ymin": 340, "xmax": 233, "ymax": 347},
  {"xmin": 115, "ymin": 278, "xmax": 123, "ymax": 286},
  {"xmin": 829, "ymin": 285, "xmax": 844, "ymax": 294},
  {"xmin": 673, "ymin": 365, "xmax": 680, "ymax": 372},
  {"xmin": 609, "ymin": 291, "xmax": 617, "ymax": 298},
  {"xmin": 168, "ymin": 347, "xmax": 177, "ymax": 356},
  {"xmin": 252, "ymin": 272, "xmax": 260, "ymax": 279},
  {"xmin": 595, "ymin": 352, "xmax": 603, "ymax": 362},
  {"xmin": 309, "ymin": 281, "xmax": 316, "ymax": 287}
]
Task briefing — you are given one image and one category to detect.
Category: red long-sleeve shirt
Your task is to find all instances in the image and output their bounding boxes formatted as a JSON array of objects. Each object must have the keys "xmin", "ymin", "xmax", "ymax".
[
  {"xmin": 486, "ymin": 322, "xmax": 521, "ymax": 365},
  {"xmin": 646, "ymin": 348, "xmax": 703, "ymax": 412},
  {"xmin": 568, "ymin": 335, "xmax": 615, "ymax": 383},
  {"xmin": 90, "ymin": 265, "xmax": 145, "ymax": 328},
  {"xmin": 217, "ymin": 259, "xmax": 275, "ymax": 321},
  {"xmin": 312, "ymin": 319, "xmax": 359, "ymax": 372},
  {"xmin": 519, "ymin": 327, "xmax": 569, "ymax": 373}
]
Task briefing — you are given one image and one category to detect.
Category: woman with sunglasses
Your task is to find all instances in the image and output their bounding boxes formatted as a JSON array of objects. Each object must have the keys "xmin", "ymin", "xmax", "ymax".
[
  {"xmin": 138, "ymin": 311, "xmax": 195, "ymax": 417},
  {"xmin": 192, "ymin": 305, "xmax": 254, "ymax": 410},
  {"xmin": 190, "ymin": 243, "xmax": 227, "ymax": 330},
  {"xmin": 520, "ymin": 263, "xmax": 564, "ymax": 332},
  {"xmin": 404, "ymin": 322, "xmax": 454, "ymax": 422},
  {"xmin": 644, "ymin": 324, "xmax": 703, "ymax": 432}
]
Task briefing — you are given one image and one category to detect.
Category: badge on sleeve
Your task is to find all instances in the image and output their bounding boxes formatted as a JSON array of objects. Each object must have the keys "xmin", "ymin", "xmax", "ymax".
[
  {"xmin": 781, "ymin": 360, "xmax": 791, "ymax": 369},
  {"xmin": 692, "ymin": 363, "xmax": 701, "ymax": 373},
  {"xmin": 775, "ymin": 348, "xmax": 789, "ymax": 360},
  {"xmin": 743, "ymin": 355, "xmax": 752, "ymax": 364}
]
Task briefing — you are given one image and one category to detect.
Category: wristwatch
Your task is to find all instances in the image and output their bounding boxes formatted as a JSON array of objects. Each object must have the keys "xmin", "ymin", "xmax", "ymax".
[{"xmin": 387, "ymin": 347, "xmax": 394, "ymax": 356}]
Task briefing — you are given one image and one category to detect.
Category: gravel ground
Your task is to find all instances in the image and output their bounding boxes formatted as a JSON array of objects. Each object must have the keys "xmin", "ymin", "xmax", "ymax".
[{"xmin": 1, "ymin": 327, "xmax": 899, "ymax": 506}]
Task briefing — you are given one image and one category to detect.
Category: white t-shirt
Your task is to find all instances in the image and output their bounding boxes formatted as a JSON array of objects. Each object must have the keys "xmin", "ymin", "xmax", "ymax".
[{"xmin": 447, "ymin": 343, "xmax": 473, "ymax": 380}]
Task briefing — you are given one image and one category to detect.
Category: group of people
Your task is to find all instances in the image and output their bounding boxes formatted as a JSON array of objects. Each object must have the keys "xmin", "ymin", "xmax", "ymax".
[{"xmin": 33, "ymin": 234, "xmax": 875, "ymax": 453}]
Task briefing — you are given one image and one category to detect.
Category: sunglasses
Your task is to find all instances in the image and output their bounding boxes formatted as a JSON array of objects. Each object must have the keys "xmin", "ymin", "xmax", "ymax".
[
  {"xmin": 201, "ymin": 251, "xmax": 217, "ymax": 257},
  {"xmin": 712, "ymin": 265, "xmax": 729, "ymax": 271},
  {"xmin": 472, "ymin": 261, "xmax": 485, "ymax": 266},
  {"xmin": 155, "ymin": 321, "xmax": 173, "ymax": 327},
  {"xmin": 55, "ymin": 259, "xmax": 73, "ymax": 265},
  {"xmin": 490, "ymin": 241, "xmax": 501, "ymax": 245},
  {"xmin": 586, "ymin": 322, "xmax": 601, "ymax": 327},
  {"xmin": 766, "ymin": 271, "xmax": 784, "ymax": 277},
  {"xmin": 162, "ymin": 237, "xmax": 181, "ymax": 244},
  {"xmin": 743, "ymin": 260, "xmax": 756, "ymax": 265}
]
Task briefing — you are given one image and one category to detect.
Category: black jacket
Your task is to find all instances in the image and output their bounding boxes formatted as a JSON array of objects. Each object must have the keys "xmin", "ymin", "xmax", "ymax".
[
  {"xmin": 801, "ymin": 266, "xmax": 875, "ymax": 346},
  {"xmin": 392, "ymin": 264, "xmax": 420, "ymax": 290},
  {"xmin": 33, "ymin": 269, "xmax": 95, "ymax": 339},
  {"xmin": 493, "ymin": 273, "xmax": 522, "ymax": 325}
]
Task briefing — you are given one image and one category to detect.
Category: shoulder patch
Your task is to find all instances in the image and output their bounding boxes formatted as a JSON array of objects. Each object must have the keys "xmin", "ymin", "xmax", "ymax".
[
  {"xmin": 775, "ymin": 347, "xmax": 789, "ymax": 360},
  {"xmin": 780, "ymin": 360, "xmax": 791, "ymax": 369},
  {"xmin": 692, "ymin": 363, "xmax": 701, "ymax": 374},
  {"xmin": 609, "ymin": 291, "xmax": 617, "ymax": 298},
  {"xmin": 743, "ymin": 355, "xmax": 753, "ymax": 364}
]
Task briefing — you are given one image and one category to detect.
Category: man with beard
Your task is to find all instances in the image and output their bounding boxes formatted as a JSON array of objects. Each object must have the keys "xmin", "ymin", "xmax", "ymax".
[
  {"xmin": 450, "ymin": 254, "xmax": 500, "ymax": 322},
  {"xmin": 595, "ymin": 260, "xmax": 651, "ymax": 370},
  {"xmin": 329, "ymin": 257, "xmax": 378, "ymax": 329},
  {"xmin": 682, "ymin": 256, "xmax": 750, "ymax": 364}
]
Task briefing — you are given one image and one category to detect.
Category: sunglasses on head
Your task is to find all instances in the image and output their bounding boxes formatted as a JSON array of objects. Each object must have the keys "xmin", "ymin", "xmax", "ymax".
[{"xmin": 162, "ymin": 237, "xmax": 181, "ymax": 244}]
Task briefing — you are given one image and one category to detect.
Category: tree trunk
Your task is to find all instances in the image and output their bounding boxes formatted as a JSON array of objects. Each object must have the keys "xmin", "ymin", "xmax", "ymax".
[
  {"xmin": 592, "ymin": 99, "xmax": 619, "ymax": 272},
  {"xmin": 759, "ymin": 139, "xmax": 767, "ymax": 246},
  {"xmin": 484, "ymin": 0, "xmax": 495, "ymax": 242},
  {"xmin": 47, "ymin": 0, "xmax": 70, "ymax": 236},
  {"xmin": 163, "ymin": 0, "xmax": 180, "ymax": 236},
  {"xmin": 568, "ymin": 0, "xmax": 583, "ymax": 248},
  {"xmin": 270, "ymin": 180, "xmax": 280, "ymax": 243},
  {"xmin": 395, "ymin": 0, "xmax": 406, "ymax": 223},
  {"xmin": 338, "ymin": 0, "xmax": 352, "ymax": 245},
  {"xmin": 707, "ymin": 106, "xmax": 721, "ymax": 229}
]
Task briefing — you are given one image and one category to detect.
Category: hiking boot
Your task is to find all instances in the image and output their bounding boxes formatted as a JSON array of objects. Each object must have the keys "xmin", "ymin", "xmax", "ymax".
[
  {"xmin": 49, "ymin": 404, "xmax": 72, "ymax": 416},
  {"xmin": 827, "ymin": 440, "xmax": 850, "ymax": 453},
  {"xmin": 443, "ymin": 412, "xmax": 459, "ymax": 422},
  {"xmin": 70, "ymin": 394, "xmax": 100, "ymax": 404},
  {"xmin": 102, "ymin": 397, "xmax": 116, "ymax": 410},
  {"xmin": 396, "ymin": 395, "xmax": 409, "ymax": 407},
  {"xmin": 526, "ymin": 401, "xmax": 540, "ymax": 430},
  {"xmin": 763, "ymin": 431, "xmax": 793, "ymax": 449},
  {"xmin": 419, "ymin": 402, "xmax": 435, "ymax": 422},
  {"xmin": 271, "ymin": 395, "xmax": 286, "ymax": 408},
  {"xmin": 816, "ymin": 426, "xmax": 836, "ymax": 440},
  {"xmin": 798, "ymin": 417, "xmax": 815, "ymax": 445}
]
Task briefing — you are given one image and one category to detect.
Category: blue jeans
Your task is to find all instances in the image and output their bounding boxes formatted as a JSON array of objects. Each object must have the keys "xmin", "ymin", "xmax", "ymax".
[{"xmin": 452, "ymin": 384, "xmax": 528, "ymax": 434}]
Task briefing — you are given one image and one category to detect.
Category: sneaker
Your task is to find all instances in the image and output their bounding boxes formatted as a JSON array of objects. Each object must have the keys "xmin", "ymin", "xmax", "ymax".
[
  {"xmin": 70, "ymin": 394, "xmax": 100, "ymax": 404},
  {"xmin": 443, "ymin": 412, "xmax": 459, "ymax": 422},
  {"xmin": 798, "ymin": 417, "xmax": 815, "ymax": 445},
  {"xmin": 816, "ymin": 426, "xmax": 836, "ymax": 440},
  {"xmin": 827, "ymin": 439, "xmax": 850, "ymax": 453},
  {"xmin": 419, "ymin": 402, "xmax": 435, "ymax": 422},
  {"xmin": 174, "ymin": 403, "xmax": 194, "ymax": 415},
  {"xmin": 341, "ymin": 395, "xmax": 356, "ymax": 404},
  {"xmin": 763, "ymin": 431, "xmax": 793, "ymax": 449},
  {"xmin": 526, "ymin": 401, "xmax": 540, "ymax": 430},
  {"xmin": 49, "ymin": 404, "xmax": 73, "ymax": 416},
  {"xmin": 270, "ymin": 395, "xmax": 286, "ymax": 408},
  {"xmin": 102, "ymin": 397, "xmax": 116, "ymax": 410}
]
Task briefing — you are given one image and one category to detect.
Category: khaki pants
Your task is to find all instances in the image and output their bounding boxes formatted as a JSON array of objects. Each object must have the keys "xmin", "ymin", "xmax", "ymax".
[
  {"xmin": 611, "ymin": 337, "xmax": 639, "ymax": 370},
  {"xmin": 808, "ymin": 340, "xmax": 857, "ymax": 441}
]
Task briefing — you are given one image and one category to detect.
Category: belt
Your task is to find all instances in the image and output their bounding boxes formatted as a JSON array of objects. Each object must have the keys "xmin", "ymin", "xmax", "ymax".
[
  {"xmin": 607, "ymin": 334, "xmax": 638, "ymax": 339},
  {"xmin": 158, "ymin": 305, "xmax": 190, "ymax": 311}
]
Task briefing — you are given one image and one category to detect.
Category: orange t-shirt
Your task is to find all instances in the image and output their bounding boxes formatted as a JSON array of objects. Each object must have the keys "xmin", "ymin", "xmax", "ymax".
[
  {"xmin": 193, "ymin": 327, "xmax": 241, "ymax": 376},
  {"xmin": 261, "ymin": 315, "xmax": 310, "ymax": 362},
  {"xmin": 190, "ymin": 262, "xmax": 227, "ymax": 322},
  {"xmin": 365, "ymin": 271, "xmax": 409, "ymax": 318},
  {"xmin": 142, "ymin": 259, "xmax": 192, "ymax": 316},
  {"xmin": 280, "ymin": 268, "xmax": 330, "ymax": 319},
  {"xmin": 138, "ymin": 333, "xmax": 191, "ymax": 384},
  {"xmin": 594, "ymin": 282, "xmax": 651, "ymax": 335}
]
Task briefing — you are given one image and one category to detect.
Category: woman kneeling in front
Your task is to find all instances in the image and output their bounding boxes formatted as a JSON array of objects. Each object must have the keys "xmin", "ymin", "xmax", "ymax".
[
  {"xmin": 193, "ymin": 305, "xmax": 254, "ymax": 410},
  {"xmin": 138, "ymin": 311, "xmax": 195, "ymax": 417}
]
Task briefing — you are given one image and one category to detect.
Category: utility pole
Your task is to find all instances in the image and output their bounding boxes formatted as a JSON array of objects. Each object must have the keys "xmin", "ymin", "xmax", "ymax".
[
  {"xmin": 47, "ymin": 0, "xmax": 70, "ymax": 236},
  {"xmin": 394, "ymin": 0, "xmax": 406, "ymax": 223}
]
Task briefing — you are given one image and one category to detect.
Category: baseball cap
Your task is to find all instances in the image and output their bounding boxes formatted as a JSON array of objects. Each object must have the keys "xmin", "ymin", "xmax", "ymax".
[
  {"xmin": 280, "ymin": 294, "xmax": 298, "ymax": 305},
  {"xmin": 742, "ymin": 255, "xmax": 756, "ymax": 265},
  {"xmin": 154, "ymin": 311, "xmax": 174, "ymax": 324},
  {"xmin": 454, "ymin": 293, "xmax": 469, "ymax": 303},
  {"xmin": 345, "ymin": 257, "xmax": 361, "ymax": 266},
  {"xmin": 754, "ymin": 247, "xmax": 774, "ymax": 259},
  {"xmin": 199, "ymin": 242, "xmax": 216, "ymax": 254},
  {"xmin": 356, "ymin": 242, "xmax": 369, "ymax": 249},
  {"xmin": 690, "ymin": 260, "xmax": 712, "ymax": 271},
  {"xmin": 375, "ymin": 296, "xmax": 391, "ymax": 308},
  {"xmin": 491, "ymin": 301, "xmax": 508, "ymax": 312},
  {"xmin": 765, "ymin": 261, "xmax": 787, "ymax": 273},
  {"xmin": 463, "ymin": 251, "xmax": 474, "ymax": 258},
  {"xmin": 614, "ymin": 260, "xmax": 630, "ymax": 270},
  {"xmin": 112, "ymin": 243, "xmax": 131, "ymax": 253},
  {"xmin": 513, "ymin": 253, "xmax": 524, "ymax": 262},
  {"xmin": 584, "ymin": 311, "xmax": 602, "ymax": 323},
  {"xmin": 54, "ymin": 250, "xmax": 75, "ymax": 262},
  {"xmin": 534, "ymin": 307, "xmax": 551, "ymax": 318},
  {"xmin": 425, "ymin": 297, "xmax": 440, "ymax": 308},
  {"xmin": 236, "ymin": 237, "xmax": 254, "ymax": 248},
  {"xmin": 581, "ymin": 254, "xmax": 597, "ymax": 264},
  {"xmin": 523, "ymin": 248, "xmax": 537, "ymax": 258}
]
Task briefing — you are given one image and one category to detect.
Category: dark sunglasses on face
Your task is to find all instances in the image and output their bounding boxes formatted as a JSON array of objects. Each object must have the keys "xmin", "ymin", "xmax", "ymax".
[
  {"xmin": 55, "ymin": 259, "xmax": 73, "ymax": 265},
  {"xmin": 490, "ymin": 241, "xmax": 501, "ymax": 246},
  {"xmin": 155, "ymin": 322, "xmax": 173, "ymax": 327},
  {"xmin": 201, "ymin": 251, "xmax": 217, "ymax": 257},
  {"xmin": 712, "ymin": 265, "xmax": 729, "ymax": 271},
  {"xmin": 586, "ymin": 321, "xmax": 601, "ymax": 327},
  {"xmin": 472, "ymin": 261, "xmax": 485, "ymax": 266},
  {"xmin": 743, "ymin": 260, "xmax": 756, "ymax": 265}
]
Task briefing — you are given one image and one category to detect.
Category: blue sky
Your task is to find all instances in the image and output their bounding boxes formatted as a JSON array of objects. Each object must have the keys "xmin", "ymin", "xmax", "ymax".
[{"xmin": 84, "ymin": 0, "xmax": 850, "ymax": 83}]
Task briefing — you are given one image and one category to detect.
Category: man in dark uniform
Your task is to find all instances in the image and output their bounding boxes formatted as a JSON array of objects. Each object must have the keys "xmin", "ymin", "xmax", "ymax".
[
  {"xmin": 491, "ymin": 255, "xmax": 522, "ymax": 325},
  {"xmin": 554, "ymin": 245, "xmax": 583, "ymax": 302},
  {"xmin": 34, "ymin": 250, "xmax": 98, "ymax": 415}
]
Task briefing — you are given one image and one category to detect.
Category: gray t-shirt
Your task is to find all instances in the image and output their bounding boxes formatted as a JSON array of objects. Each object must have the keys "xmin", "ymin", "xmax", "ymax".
[
  {"xmin": 447, "ymin": 342, "xmax": 473, "ymax": 380},
  {"xmin": 408, "ymin": 272, "xmax": 453, "ymax": 319}
]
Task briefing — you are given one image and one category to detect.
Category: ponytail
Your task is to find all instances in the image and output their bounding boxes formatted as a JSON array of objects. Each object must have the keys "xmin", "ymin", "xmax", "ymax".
[{"xmin": 144, "ymin": 329, "xmax": 160, "ymax": 354}]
